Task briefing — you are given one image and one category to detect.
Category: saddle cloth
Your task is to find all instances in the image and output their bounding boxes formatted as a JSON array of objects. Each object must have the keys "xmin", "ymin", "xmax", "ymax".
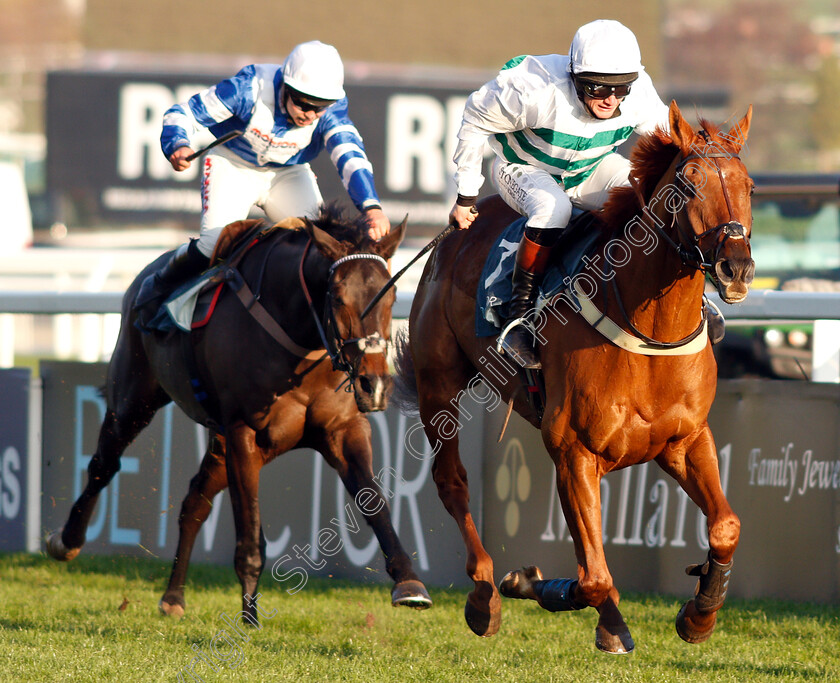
[
  {"xmin": 145, "ymin": 267, "xmax": 224, "ymax": 334},
  {"xmin": 141, "ymin": 216, "xmax": 305, "ymax": 335},
  {"xmin": 475, "ymin": 211, "xmax": 601, "ymax": 337}
]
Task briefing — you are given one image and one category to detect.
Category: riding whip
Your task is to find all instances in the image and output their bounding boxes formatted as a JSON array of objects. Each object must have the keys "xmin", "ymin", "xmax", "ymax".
[
  {"xmin": 185, "ymin": 130, "xmax": 243, "ymax": 162},
  {"xmin": 359, "ymin": 220, "xmax": 458, "ymax": 320}
]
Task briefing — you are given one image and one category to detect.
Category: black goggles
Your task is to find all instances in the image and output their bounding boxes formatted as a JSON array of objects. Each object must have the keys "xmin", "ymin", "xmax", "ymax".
[
  {"xmin": 579, "ymin": 81, "xmax": 632, "ymax": 100},
  {"xmin": 286, "ymin": 88, "xmax": 333, "ymax": 113}
]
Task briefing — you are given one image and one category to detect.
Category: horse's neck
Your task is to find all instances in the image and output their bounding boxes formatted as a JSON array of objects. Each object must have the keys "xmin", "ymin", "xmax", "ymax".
[
  {"xmin": 255, "ymin": 238, "xmax": 329, "ymax": 339},
  {"xmin": 607, "ymin": 164, "xmax": 706, "ymax": 340}
]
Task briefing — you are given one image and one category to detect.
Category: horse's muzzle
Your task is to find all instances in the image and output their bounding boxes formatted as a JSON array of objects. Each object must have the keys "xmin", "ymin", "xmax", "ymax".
[
  {"xmin": 714, "ymin": 255, "xmax": 755, "ymax": 303},
  {"xmin": 353, "ymin": 374, "xmax": 393, "ymax": 412}
]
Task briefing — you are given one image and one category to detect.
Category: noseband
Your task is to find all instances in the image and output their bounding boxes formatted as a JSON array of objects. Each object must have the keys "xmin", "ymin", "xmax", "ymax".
[{"xmin": 299, "ymin": 243, "xmax": 391, "ymax": 388}]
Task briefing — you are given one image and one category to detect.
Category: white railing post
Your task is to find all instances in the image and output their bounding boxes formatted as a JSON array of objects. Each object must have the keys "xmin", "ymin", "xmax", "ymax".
[
  {"xmin": 812, "ymin": 319, "xmax": 840, "ymax": 383},
  {"xmin": 0, "ymin": 313, "xmax": 14, "ymax": 367}
]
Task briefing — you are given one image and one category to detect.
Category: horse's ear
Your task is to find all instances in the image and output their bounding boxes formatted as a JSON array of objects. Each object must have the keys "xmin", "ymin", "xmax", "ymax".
[
  {"xmin": 668, "ymin": 100, "xmax": 696, "ymax": 154},
  {"xmin": 723, "ymin": 104, "xmax": 752, "ymax": 153},
  {"xmin": 373, "ymin": 215, "xmax": 408, "ymax": 260},
  {"xmin": 303, "ymin": 218, "xmax": 349, "ymax": 261}
]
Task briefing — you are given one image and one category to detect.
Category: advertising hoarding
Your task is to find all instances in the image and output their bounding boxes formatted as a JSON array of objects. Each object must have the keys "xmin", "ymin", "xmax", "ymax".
[{"xmin": 39, "ymin": 361, "xmax": 483, "ymax": 588}]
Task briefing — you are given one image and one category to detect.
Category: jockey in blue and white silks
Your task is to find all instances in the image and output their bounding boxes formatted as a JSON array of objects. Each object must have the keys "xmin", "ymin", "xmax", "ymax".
[
  {"xmin": 137, "ymin": 41, "xmax": 391, "ymax": 325},
  {"xmin": 448, "ymin": 20, "xmax": 670, "ymax": 369},
  {"xmin": 160, "ymin": 64, "xmax": 383, "ymax": 236}
]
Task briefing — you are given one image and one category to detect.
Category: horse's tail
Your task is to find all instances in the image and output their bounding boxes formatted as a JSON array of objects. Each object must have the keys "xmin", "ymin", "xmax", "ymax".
[{"xmin": 391, "ymin": 326, "xmax": 420, "ymax": 416}]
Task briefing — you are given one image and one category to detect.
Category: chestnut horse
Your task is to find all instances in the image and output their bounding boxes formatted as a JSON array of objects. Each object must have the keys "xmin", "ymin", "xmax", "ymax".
[
  {"xmin": 394, "ymin": 102, "xmax": 753, "ymax": 651},
  {"xmin": 46, "ymin": 205, "xmax": 432, "ymax": 622}
]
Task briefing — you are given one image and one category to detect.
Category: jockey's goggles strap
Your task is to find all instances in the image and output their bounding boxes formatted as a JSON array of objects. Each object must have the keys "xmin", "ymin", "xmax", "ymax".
[{"xmin": 285, "ymin": 86, "xmax": 334, "ymax": 113}]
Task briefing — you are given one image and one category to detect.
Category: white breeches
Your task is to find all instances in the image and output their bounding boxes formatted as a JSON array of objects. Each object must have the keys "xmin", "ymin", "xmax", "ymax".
[
  {"xmin": 491, "ymin": 153, "xmax": 632, "ymax": 230},
  {"xmin": 195, "ymin": 146, "xmax": 324, "ymax": 257}
]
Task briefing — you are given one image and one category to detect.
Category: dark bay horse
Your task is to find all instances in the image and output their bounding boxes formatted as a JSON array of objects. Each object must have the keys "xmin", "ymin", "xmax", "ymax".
[
  {"xmin": 47, "ymin": 205, "xmax": 432, "ymax": 621},
  {"xmin": 394, "ymin": 102, "xmax": 754, "ymax": 651}
]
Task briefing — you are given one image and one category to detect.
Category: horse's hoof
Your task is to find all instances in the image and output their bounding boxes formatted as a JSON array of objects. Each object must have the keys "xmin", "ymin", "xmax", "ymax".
[
  {"xmin": 158, "ymin": 598, "xmax": 186, "ymax": 618},
  {"xmin": 595, "ymin": 623, "xmax": 635, "ymax": 654},
  {"xmin": 45, "ymin": 528, "xmax": 81, "ymax": 562},
  {"xmin": 499, "ymin": 565, "xmax": 543, "ymax": 600},
  {"xmin": 676, "ymin": 600, "xmax": 717, "ymax": 644},
  {"xmin": 464, "ymin": 582, "xmax": 501, "ymax": 637},
  {"xmin": 391, "ymin": 580, "xmax": 433, "ymax": 609}
]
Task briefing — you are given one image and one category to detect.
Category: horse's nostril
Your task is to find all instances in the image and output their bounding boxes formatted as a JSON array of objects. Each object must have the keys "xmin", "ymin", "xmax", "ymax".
[
  {"xmin": 358, "ymin": 375, "xmax": 374, "ymax": 395},
  {"xmin": 716, "ymin": 260, "xmax": 734, "ymax": 282},
  {"xmin": 744, "ymin": 259, "xmax": 756, "ymax": 284}
]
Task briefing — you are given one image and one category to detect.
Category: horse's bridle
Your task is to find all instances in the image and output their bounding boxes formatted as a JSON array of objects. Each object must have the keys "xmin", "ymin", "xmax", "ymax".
[
  {"xmin": 643, "ymin": 130, "xmax": 750, "ymax": 276},
  {"xmin": 611, "ymin": 131, "xmax": 750, "ymax": 349},
  {"xmin": 299, "ymin": 242, "xmax": 391, "ymax": 387}
]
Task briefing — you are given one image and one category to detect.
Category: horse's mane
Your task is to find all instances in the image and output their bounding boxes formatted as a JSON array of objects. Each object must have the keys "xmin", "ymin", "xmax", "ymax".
[
  {"xmin": 309, "ymin": 201, "xmax": 374, "ymax": 250},
  {"xmin": 598, "ymin": 119, "xmax": 722, "ymax": 233}
]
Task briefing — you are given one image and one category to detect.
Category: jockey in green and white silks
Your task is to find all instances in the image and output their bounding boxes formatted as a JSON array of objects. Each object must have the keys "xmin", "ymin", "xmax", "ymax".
[{"xmin": 449, "ymin": 19, "xmax": 670, "ymax": 369}]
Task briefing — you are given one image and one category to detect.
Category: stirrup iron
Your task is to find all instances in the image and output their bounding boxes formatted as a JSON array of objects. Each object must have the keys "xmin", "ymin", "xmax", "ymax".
[{"xmin": 497, "ymin": 318, "xmax": 541, "ymax": 369}]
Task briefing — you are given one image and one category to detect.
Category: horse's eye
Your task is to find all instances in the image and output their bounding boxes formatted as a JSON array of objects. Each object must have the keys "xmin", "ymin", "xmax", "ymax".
[{"xmin": 678, "ymin": 177, "xmax": 698, "ymax": 198}]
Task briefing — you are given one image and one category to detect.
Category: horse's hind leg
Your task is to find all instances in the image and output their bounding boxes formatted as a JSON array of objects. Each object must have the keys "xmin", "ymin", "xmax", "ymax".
[
  {"xmin": 46, "ymin": 338, "xmax": 168, "ymax": 559},
  {"xmin": 317, "ymin": 420, "xmax": 432, "ymax": 609},
  {"xmin": 656, "ymin": 425, "xmax": 740, "ymax": 644},
  {"xmin": 160, "ymin": 433, "xmax": 228, "ymax": 617}
]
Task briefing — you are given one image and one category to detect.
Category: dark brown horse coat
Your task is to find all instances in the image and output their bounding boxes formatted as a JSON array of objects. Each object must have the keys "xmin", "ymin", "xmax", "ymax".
[{"xmin": 47, "ymin": 207, "xmax": 432, "ymax": 621}]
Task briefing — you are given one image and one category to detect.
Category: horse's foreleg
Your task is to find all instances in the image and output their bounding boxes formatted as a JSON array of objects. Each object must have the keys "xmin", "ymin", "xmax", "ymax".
[
  {"xmin": 552, "ymin": 449, "xmax": 635, "ymax": 654},
  {"xmin": 47, "ymin": 392, "xmax": 166, "ymax": 559},
  {"xmin": 322, "ymin": 424, "xmax": 432, "ymax": 609},
  {"xmin": 420, "ymin": 387, "xmax": 499, "ymax": 636},
  {"xmin": 657, "ymin": 426, "xmax": 739, "ymax": 644},
  {"xmin": 225, "ymin": 425, "xmax": 268, "ymax": 626},
  {"xmin": 160, "ymin": 434, "xmax": 228, "ymax": 617}
]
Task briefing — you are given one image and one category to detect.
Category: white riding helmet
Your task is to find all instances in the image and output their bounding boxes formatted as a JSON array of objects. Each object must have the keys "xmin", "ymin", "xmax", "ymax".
[
  {"xmin": 568, "ymin": 20, "xmax": 644, "ymax": 77},
  {"xmin": 282, "ymin": 40, "xmax": 346, "ymax": 101}
]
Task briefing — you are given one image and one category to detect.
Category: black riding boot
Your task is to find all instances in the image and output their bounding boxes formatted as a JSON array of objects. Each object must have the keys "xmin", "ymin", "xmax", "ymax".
[
  {"xmin": 135, "ymin": 239, "xmax": 210, "ymax": 326},
  {"xmin": 498, "ymin": 227, "xmax": 559, "ymax": 369}
]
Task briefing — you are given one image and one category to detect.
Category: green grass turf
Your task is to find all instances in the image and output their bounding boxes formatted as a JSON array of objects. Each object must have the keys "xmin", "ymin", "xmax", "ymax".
[{"xmin": 1, "ymin": 552, "xmax": 838, "ymax": 682}]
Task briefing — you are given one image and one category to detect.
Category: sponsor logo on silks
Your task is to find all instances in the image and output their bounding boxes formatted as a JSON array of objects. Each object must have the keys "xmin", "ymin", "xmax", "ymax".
[
  {"xmin": 496, "ymin": 438, "xmax": 531, "ymax": 537},
  {"xmin": 249, "ymin": 128, "xmax": 300, "ymax": 149}
]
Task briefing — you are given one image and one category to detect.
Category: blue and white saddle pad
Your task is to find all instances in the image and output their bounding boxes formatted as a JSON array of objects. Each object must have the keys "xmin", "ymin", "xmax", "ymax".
[{"xmin": 475, "ymin": 212, "xmax": 601, "ymax": 337}]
